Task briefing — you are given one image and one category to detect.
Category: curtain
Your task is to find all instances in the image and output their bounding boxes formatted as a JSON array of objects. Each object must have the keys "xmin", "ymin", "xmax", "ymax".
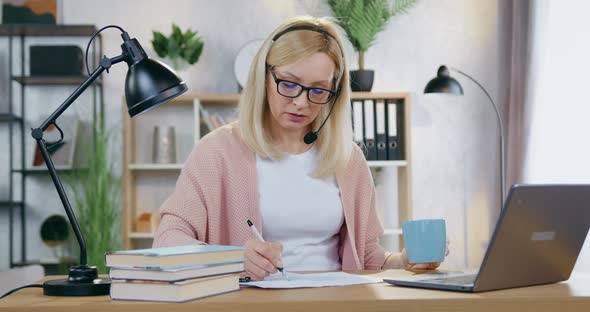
[
  {"xmin": 502, "ymin": 0, "xmax": 535, "ymax": 192},
  {"xmin": 518, "ymin": 0, "xmax": 590, "ymax": 273}
]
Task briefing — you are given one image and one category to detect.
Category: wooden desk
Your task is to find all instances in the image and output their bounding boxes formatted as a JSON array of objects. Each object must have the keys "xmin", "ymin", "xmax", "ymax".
[{"xmin": 1, "ymin": 270, "xmax": 590, "ymax": 312}]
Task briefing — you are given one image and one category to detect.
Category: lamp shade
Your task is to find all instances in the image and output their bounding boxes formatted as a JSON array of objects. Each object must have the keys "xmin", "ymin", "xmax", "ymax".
[
  {"xmin": 125, "ymin": 58, "xmax": 187, "ymax": 117},
  {"xmin": 424, "ymin": 65, "xmax": 463, "ymax": 95}
]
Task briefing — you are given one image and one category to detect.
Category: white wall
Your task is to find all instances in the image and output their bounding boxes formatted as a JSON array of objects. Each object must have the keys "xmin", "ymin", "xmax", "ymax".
[
  {"xmin": 521, "ymin": 0, "xmax": 590, "ymax": 273},
  {"xmin": 0, "ymin": 0, "xmax": 505, "ymax": 270}
]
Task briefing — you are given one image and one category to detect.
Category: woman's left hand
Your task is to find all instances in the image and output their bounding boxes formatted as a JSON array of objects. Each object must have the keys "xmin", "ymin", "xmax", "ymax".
[{"xmin": 402, "ymin": 239, "xmax": 450, "ymax": 271}]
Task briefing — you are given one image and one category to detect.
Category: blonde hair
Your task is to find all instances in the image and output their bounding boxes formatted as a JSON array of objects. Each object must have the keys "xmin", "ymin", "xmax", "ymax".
[{"xmin": 238, "ymin": 16, "xmax": 353, "ymax": 178}]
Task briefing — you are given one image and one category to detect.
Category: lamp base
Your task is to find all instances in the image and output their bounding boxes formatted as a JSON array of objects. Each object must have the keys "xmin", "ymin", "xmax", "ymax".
[{"xmin": 43, "ymin": 265, "xmax": 110, "ymax": 296}]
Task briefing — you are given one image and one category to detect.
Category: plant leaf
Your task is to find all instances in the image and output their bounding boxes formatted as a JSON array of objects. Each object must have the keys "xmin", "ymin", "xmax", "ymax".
[
  {"xmin": 151, "ymin": 24, "xmax": 204, "ymax": 65},
  {"xmin": 182, "ymin": 37, "xmax": 204, "ymax": 65},
  {"xmin": 327, "ymin": 0, "xmax": 417, "ymax": 52},
  {"xmin": 392, "ymin": 0, "xmax": 417, "ymax": 16},
  {"xmin": 67, "ymin": 122, "xmax": 121, "ymax": 274},
  {"xmin": 151, "ymin": 31, "xmax": 168, "ymax": 58}
]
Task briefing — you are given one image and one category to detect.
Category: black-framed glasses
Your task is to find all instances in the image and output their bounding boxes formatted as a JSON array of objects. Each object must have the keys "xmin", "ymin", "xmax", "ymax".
[{"xmin": 270, "ymin": 70, "xmax": 337, "ymax": 104}]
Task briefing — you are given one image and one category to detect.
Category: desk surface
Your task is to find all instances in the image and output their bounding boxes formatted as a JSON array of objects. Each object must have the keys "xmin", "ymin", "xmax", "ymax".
[{"xmin": 1, "ymin": 270, "xmax": 590, "ymax": 312}]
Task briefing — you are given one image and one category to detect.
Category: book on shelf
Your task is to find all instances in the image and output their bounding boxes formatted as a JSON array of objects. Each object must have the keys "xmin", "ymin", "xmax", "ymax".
[
  {"xmin": 363, "ymin": 100, "xmax": 377, "ymax": 160},
  {"xmin": 385, "ymin": 99, "xmax": 403, "ymax": 160},
  {"xmin": 375, "ymin": 100, "xmax": 387, "ymax": 160},
  {"xmin": 109, "ymin": 261, "xmax": 245, "ymax": 282},
  {"xmin": 105, "ymin": 245, "xmax": 246, "ymax": 268},
  {"xmin": 199, "ymin": 105, "xmax": 238, "ymax": 132},
  {"xmin": 110, "ymin": 273, "xmax": 241, "ymax": 302}
]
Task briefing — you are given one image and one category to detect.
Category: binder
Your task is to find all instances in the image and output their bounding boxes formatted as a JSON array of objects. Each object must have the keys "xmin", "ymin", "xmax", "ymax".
[
  {"xmin": 352, "ymin": 100, "xmax": 365, "ymax": 153},
  {"xmin": 385, "ymin": 100, "xmax": 402, "ymax": 160},
  {"xmin": 375, "ymin": 100, "xmax": 387, "ymax": 160},
  {"xmin": 364, "ymin": 100, "xmax": 377, "ymax": 160}
]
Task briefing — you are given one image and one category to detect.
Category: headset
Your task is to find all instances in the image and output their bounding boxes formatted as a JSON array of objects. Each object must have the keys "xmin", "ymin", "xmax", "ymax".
[{"xmin": 269, "ymin": 25, "xmax": 345, "ymax": 144}]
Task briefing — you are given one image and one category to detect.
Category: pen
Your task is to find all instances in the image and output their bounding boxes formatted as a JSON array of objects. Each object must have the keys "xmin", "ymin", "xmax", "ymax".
[{"xmin": 247, "ymin": 219, "xmax": 289, "ymax": 280}]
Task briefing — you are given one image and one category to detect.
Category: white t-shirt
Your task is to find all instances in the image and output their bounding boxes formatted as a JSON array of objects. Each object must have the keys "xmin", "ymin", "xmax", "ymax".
[{"xmin": 256, "ymin": 147, "xmax": 344, "ymax": 271}]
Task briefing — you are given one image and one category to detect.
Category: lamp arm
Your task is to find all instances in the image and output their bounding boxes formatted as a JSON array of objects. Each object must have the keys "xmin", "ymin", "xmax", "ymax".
[
  {"xmin": 450, "ymin": 66, "xmax": 506, "ymax": 203},
  {"xmin": 39, "ymin": 55, "xmax": 125, "ymax": 131},
  {"xmin": 31, "ymin": 54, "xmax": 126, "ymax": 266}
]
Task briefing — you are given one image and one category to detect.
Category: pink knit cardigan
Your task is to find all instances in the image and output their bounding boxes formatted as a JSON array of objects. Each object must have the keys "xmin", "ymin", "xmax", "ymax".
[{"xmin": 153, "ymin": 126, "xmax": 386, "ymax": 269}]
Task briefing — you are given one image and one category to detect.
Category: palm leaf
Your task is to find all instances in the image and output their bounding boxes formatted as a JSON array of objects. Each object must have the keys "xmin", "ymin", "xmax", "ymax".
[
  {"xmin": 327, "ymin": 0, "xmax": 417, "ymax": 69},
  {"xmin": 391, "ymin": 0, "xmax": 417, "ymax": 15}
]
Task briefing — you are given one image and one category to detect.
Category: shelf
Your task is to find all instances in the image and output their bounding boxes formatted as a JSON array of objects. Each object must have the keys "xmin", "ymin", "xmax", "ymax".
[
  {"xmin": 12, "ymin": 76, "xmax": 101, "ymax": 86},
  {"xmin": 12, "ymin": 258, "xmax": 78, "ymax": 275},
  {"xmin": 128, "ymin": 232, "xmax": 155, "ymax": 239},
  {"xmin": 127, "ymin": 162, "xmax": 405, "ymax": 170},
  {"xmin": 383, "ymin": 228, "xmax": 403, "ymax": 236},
  {"xmin": 0, "ymin": 24, "xmax": 97, "ymax": 37},
  {"xmin": 165, "ymin": 92, "xmax": 407, "ymax": 105},
  {"xmin": 122, "ymin": 93, "xmax": 413, "ymax": 252},
  {"xmin": 127, "ymin": 229, "xmax": 401, "ymax": 238},
  {"xmin": 0, "ymin": 201, "xmax": 23, "ymax": 208},
  {"xmin": 132, "ymin": 229, "xmax": 401, "ymax": 238},
  {"xmin": 128, "ymin": 163, "xmax": 184, "ymax": 171},
  {"xmin": 12, "ymin": 167, "xmax": 78, "ymax": 175},
  {"xmin": 368, "ymin": 160, "xmax": 407, "ymax": 167},
  {"xmin": 130, "ymin": 230, "xmax": 400, "ymax": 240},
  {"xmin": 0, "ymin": 113, "xmax": 22, "ymax": 123},
  {"xmin": 351, "ymin": 92, "xmax": 409, "ymax": 100},
  {"xmin": 1, "ymin": 23, "xmax": 104, "ymax": 268},
  {"xmin": 166, "ymin": 93, "xmax": 241, "ymax": 107}
]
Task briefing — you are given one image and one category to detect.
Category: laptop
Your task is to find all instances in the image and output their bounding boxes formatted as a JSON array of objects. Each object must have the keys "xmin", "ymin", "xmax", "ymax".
[{"xmin": 384, "ymin": 184, "xmax": 590, "ymax": 292}]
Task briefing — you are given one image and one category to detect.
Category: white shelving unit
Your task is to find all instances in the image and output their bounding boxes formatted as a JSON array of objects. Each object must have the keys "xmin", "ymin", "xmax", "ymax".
[
  {"xmin": 128, "ymin": 163, "xmax": 184, "ymax": 171},
  {"xmin": 122, "ymin": 93, "xmax": 412, "ymax": 252},
  {"xmin": 368, "ymin": 160, "xmax": 407, "ymax": 167},
  {"xmin": 127, "ymin": 232, "xmax": 155, "ymax": 239},
  {"xmin": 128, "ymin": 161, "xmax": 407, "ymax": 171},
  {"xmin": 383, "ymin": 228, "xmax": 403, "ymax": 236}
]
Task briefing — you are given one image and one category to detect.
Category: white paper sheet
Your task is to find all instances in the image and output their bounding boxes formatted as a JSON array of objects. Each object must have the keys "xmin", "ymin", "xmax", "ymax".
[{"xmin": 240, "ymin": 272, "xmax": 381, "ymax": 289}]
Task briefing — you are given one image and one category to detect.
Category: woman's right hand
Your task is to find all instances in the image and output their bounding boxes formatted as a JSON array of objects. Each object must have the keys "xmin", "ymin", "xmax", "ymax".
[{"xmin": 241, "ymin": 239, "xmax": 283, "ymax": 281}]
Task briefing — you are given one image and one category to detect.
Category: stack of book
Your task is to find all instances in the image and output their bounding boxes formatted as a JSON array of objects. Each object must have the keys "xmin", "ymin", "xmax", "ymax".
[{"xmin": 105, "ymin": 245, "xmax": 246, "ymax": 302}]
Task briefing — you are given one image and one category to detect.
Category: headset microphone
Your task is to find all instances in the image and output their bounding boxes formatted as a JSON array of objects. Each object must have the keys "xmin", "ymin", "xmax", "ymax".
[
  {"xmin": 303, "ymin": 132, "xmax": 318, "ymax": 145},
  {"xmin": 303, "ymin": 95, "xmax": 338, "ymax": 144}
]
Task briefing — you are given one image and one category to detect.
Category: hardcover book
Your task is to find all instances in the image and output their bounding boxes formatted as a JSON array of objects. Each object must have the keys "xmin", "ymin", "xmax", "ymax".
[
  {"xmin": 110, "ymin": 273, "xmax": 240, "ymax": 302},
  {"xmin": 105, "ymin": 245, "xmax": 246, "ymax": 268},
  {"xmin": 109, "ymin": 261, "xmax": 244, "ymax": 282}
]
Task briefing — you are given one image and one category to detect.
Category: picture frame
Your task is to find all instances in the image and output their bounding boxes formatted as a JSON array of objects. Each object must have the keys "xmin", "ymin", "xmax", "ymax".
[{"xmin": 2, "ymin": 0, "xmax": 57, "ymax": 24}]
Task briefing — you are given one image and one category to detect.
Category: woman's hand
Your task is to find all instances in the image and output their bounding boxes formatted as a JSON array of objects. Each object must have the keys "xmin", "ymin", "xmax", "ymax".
[
  {"xmin": 402, "ymin": 240, "xmax": 450, "ymax": 271},
  {"xmin": 240, "ymin": 239, "xmax": 283, "ymax": 281}
]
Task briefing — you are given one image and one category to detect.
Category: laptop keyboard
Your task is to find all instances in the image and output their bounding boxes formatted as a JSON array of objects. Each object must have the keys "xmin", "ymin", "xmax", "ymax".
[{"xmin": 421, "ymin": 274, "xmax": 477, "ymax": 285}]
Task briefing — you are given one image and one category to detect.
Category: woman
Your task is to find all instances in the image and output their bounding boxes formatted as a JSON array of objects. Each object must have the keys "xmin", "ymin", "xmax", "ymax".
[{"xmin": 153, "ymin": 16, "xmax": 447, "ymax": 280}]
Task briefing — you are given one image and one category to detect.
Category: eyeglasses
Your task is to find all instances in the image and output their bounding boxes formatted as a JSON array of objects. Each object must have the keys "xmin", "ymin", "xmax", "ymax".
[{"xmin": 270, "ymin": 70, "xmax": 337, "ymax": 104}]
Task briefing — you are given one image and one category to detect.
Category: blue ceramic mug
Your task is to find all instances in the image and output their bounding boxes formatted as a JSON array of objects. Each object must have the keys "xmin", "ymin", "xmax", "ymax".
[{"xmin": 402, "ymin": 219, "xmax": 446, "ymax": 263}]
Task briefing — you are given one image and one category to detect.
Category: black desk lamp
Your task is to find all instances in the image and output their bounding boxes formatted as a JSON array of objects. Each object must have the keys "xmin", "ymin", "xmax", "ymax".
[
  {"xmin": 32, "ymin": 25, "xmax": 187, "ymax": 296},
  {"xmin": 424, "ymin": 65, "xmax": 505, "ymax": 204}
]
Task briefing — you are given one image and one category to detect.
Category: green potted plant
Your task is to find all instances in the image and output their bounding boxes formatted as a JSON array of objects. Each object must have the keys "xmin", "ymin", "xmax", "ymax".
[
  {"xmin": 151, "ymin": 23, "xmax": 204, "ymax": 71},
  {"xmin": 327, "ymin": 0, "xmax": 417, "ymax": 91},
  {"xmin": 68, "ymin": 123, "xmax": 121, "ymax": 274}
]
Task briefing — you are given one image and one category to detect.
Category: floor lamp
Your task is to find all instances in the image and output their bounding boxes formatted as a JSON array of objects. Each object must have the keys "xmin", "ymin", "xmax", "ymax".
[
  {"xmin": 33, "ymin": 25, "xmax": 187, "ymax": 296},
  {"xmin": 424, "ymin": 65, "xmax": 505, "ymax": 268},
  {"xmin": 424, "ymin": 65, "xmax": 505, "ymax": 205}
]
